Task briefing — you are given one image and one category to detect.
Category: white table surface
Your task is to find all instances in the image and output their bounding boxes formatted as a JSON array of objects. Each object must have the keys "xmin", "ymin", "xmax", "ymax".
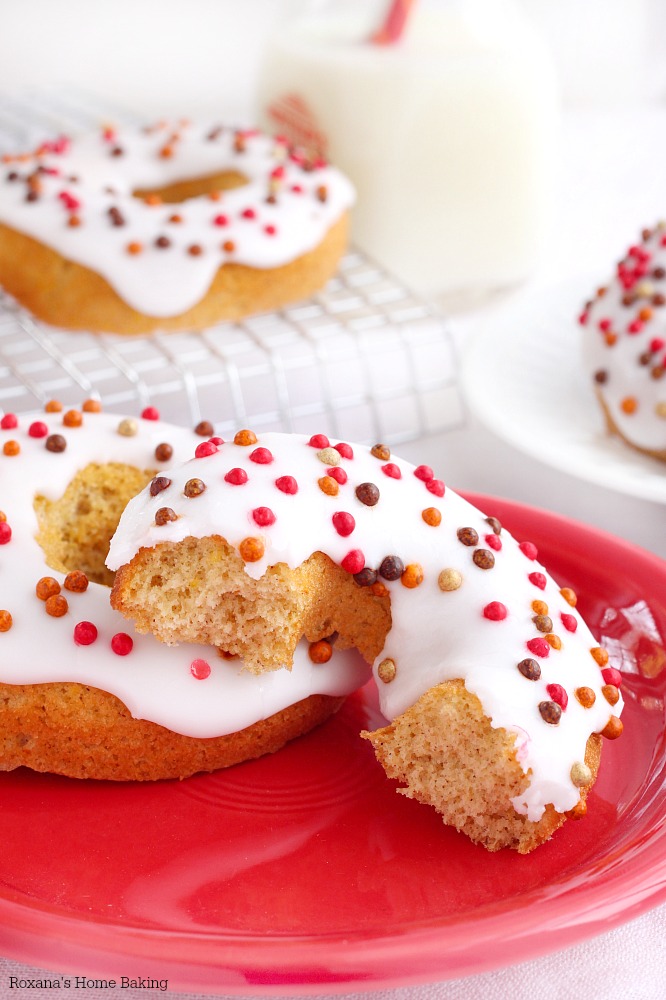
[{"xmin": 1, "ymin": 95, "xmax": 665, "ymax": 1000}]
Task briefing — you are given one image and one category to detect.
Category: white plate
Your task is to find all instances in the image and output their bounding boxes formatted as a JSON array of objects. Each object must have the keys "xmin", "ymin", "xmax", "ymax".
[{"xmin": 459, "ymin": 280, "xmax": 666, "ymax": 504}]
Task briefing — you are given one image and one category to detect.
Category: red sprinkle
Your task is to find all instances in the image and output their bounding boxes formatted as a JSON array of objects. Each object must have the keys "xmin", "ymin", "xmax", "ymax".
[
  {"xmin": 73, "ymin": 621, "xmax": 98, "ymax": 646},
  {"xmin": 0, "ymin": 522, "xmax": 11, "ymax": 544},
  {"xmin": 341, "ymin": 549, "xmax": 365, "ymax": 574},
  {"xmin": 308, "ymin": 434, "xmax": 330, "ymax": 449},
  {"xmin": 194, "ymin": 441, "xmax": 218, "ymax": 458},
  {"xmin": 0, "ymin": 413, "xmax": 17, "ymax": 430},
  {"xmin": 141, "ymin": 406, "xmax": 160, "ymax": 421},
  {"xmin": 650, "ymin": 338, "xmax": 665, "ymax": 353},
  {"xmin": 628, "ymin": 320, "xmax": 644, "ymax": 335},
  {"xmin": 547, "ymin": 683, "xmax": 568, "ymax": 710},
  {"xmin": 332, "ymin": 512, "xmax": 355, "ymax": 537},
  {"xmin": 484, "ymin": 533, "xmax": 502, "ymax": 551},
  {"xmin": 483, "ymin": 601, "xmax": 507, "ymax": 621},
  {"xmin": 213, "ymin": 214, "xmax": 229, "ymax": 226},
  {"xmin": 426, "ymin": 479, "xmax": 445, "ymax": 497},
  {"xmin": 602, "ymin": 667, "xmax": 623, "ymax": 688},
  {"xmin": 327, "ymin": 466, "xmax": 348, "ymax": 485},
  {"xmin": 225, "ymin": 467, "xmax": 248, "ymax": 485},
  {"xmin": 264, "ymin": 224, "xmax": 277, "ymax": 236},
  {"xmin": 334, "ymin": 442, "xmax": 353, "ymax": 459},
  {"xmin": 209, "ymin": 436, "xmax": 224, "ymax": 446},
  {"xmin": 578, "ymin": 312, "xmax": 588, "ymax": 326},
  {"xmin": 598, "ymin": 318, "xmax": 612, "ymax": 332},
  {"xmin": 241, "ymin": 207, "xmax": 256, "ymax": 220},
  {"xmin": 252, "ymin": 506, "xmax": 276, "ymax": 527},
  {"xmin": 111, "ymin": 632, "xmax": 133, "ymax": 656},
  {"xmin": 528, "ymin": 572, "xmax": 547, "ymax": 590},
  {"xmin": 249, "ymin": 447, "xmax": 274, "ymax": 464},
  {"xmin": 561, "ymin": 612, "xmax": 578, "ymax": 633},
  {"xmin": 381, "ymin": 463, "xmax": 402, "ymax": 479},
  {"xmin": 275, "ymin": 475, "xmax": 298, "ymax": 494},
  {"xmin": 519, "ymin": 541, "xmax": 538, "ymax": 560},
  {"xmin": 28, "ymin": 421, "xmax": 48, "ymax": 438},
  {"xmin": 190, "ymin": 658, "xmax": 211, "ymax": 680},
  {"xmin": 527, "ymin": 637, "xmax": 550, "ymax": 657},
  {"xmin": 414, "ymin": 465, "xmax": 433, "ymax": 482}
]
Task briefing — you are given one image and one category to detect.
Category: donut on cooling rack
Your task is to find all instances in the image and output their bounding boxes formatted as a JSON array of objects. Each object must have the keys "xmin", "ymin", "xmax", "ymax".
[
  {"xmin": 107, "ymin": 428, "xmax": 624, "ymax": 853},
  {"xmin": 0, "ymin": 122, "xmax": 355, "ymax": 334},
  {"xmin": 0, "ymin": 401, "xmax": 370, "ymax": 781},
  {"xmin": 580, "ymin": 222, "xmax": 666, "ymax": 461}
]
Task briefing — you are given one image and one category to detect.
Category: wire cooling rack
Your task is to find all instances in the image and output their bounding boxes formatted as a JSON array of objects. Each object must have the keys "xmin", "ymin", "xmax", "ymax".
[{"xmin": 0, "ymin": 90, "xmax": 462, "ymax": 444}]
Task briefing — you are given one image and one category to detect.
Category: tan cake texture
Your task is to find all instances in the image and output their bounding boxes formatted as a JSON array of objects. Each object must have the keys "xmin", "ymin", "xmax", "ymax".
[{"xmin": 0, "ymin": 122, "xmax": 355, "ymax": 334}]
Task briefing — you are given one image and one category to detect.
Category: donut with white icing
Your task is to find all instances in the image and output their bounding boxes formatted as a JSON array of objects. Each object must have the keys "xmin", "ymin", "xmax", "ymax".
[
  {"xmin": 0, "ymin": 122, "xmax": 354, "ymax": 334},
  {"xmin": 108, "ymin": 428, "xmax": 624, "ymax": 852},
  {"xmin": 581, "ymin": 222, "xmax": 666, "ymax": 461},
  {"xmin": 0, "ymin": 401, "xmax": 369, "ymax": 780}
]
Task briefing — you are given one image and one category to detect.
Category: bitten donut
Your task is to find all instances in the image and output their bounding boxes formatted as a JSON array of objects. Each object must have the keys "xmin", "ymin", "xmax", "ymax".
[
  {"xmin": 108, "ymin": 430, "xmax": 624, "ymax": 853},
  {"xmin": 0, "ymin": 402, "xmax": 369, "ymax": 780},
  {"xmin": 0, "ymin": 121, "xmax": 354, "ymax": 334},
  {"xmin": 580, "ymin": 222, "xmax": 666, "ymax": 461}
]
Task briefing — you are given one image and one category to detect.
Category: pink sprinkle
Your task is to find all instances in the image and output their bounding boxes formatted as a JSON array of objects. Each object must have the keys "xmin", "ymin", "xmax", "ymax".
[
  {"xmin": 334, "ymin": 442, "xmax": 353, "ymax": 459},
  {"xmin": 327, "ymin": 467, "xmax": 348, "ymax": 485},
  {"xmin": 275, "ymin": 475, "xmax": 298, "ymax": 494},
  {"xmin": 650, "ymin": 338, "xmax": 665, "ymax": 353},
  {"xmin": 271, "ymin": 165, "xmax": 285, "ymax": 180},
  {"xmin": 519, "ymin": 541, "xmax": 538, "ymax": 560},
  {"xmin": 225, "ymin": 467, "xmax": 248, "ymax": 485},
  {"xmin": 73, "ymin": 621, "xmax": 98, "ymax": 646},
  {"xmin": 28, "ymin": 421, "xmax": 48, "ymax": 438},
  {"xmin": 308, "ymin": 434, "xmax": 330, "ymax": 449},
  {"xmin": 291, "ymin": 184, "xmax": 303, "ymax": 194},
  {"xmin": 190, "ymin": 658, "xmax": 211, "ymax": 680},
  {"xmin": 602, "ymin": 667, "xmax": 623, "ymax": 688},
  {"xmin": 0, "ymin": 413, "xmax": 17, "ymax": 430},
  {"xmin": 0, "ymin": 522, "xmax": 12, "ymax": 544},
  {"xmin": 598, "ymin": 318, "xmax": 612, "ymax": 332},
  {"xmin": 547, "ymin": 683, "xmax": 568, "ymax": 710},
  {"xmin": 264, "ymin": 224, "xmax": 277, "ymax": 236},
  {"xmin": 213, "ymin": 214, "xmax": 229, "ymax": 226},
  {"xmin": 332, "ymin": 511, "xmax": 355, "ymax": 537},
  {"xmin": 528, "ymin": 572, "xmax": 547, "ymax": 590},
  {"xmin": 58, "ymin": 191, "xmax": 80, "ymax": 211},
  {"xmin": 253, "ymin": 506, "xmax": 276, "ymax": 527},
  {"xmin": 527, "ymin": 637, "xmax": 550, "ymax": 657},
  {"xmin": 628, "ymin": 320, "xmax": 644, "ymax": 334},
  {"xmin": 241, "ymin": 208, "xmax": 256, "ymax": 220},
  {"xmin": 341, "ymin": 549, "xmax": 365, "ymax": 574},
  {"xmin": 426, "ymin": 479, "xmax": 445, "ymax": 497},
  {"xmin": 141, "ymin": 406, "xmax": 160, "ymax": 420},
  {"xmin": 578, "ymin": 312, "xmax": 588, "ymax": 326},
  {"xmin": 561, "ymin": 612, "xmax": 578, "ymax": 633},
  {"xmin": 381, "ymin": 463, "xmax": 402, "ymax": 479},
  {"xmin": 249, "ymin": 447, "xmax": 274, "ymax": 464},
  {"xmin": 483, "ymin": 601, "xmax": 507, "ymax": 621},
  {"xmin": 111, "ymin": 632, "xmax": 133, "ymax": 656},
  {"xmin": 195, "ymin": 441, "xmax": 218, "ymax": 458},
  {"xmin": 485, "ymin": 533, "xmax": 502, "ymax": 552},
  {"xmin": 414, "ymin": 465, "xmax": 433, "ymax": 482}
]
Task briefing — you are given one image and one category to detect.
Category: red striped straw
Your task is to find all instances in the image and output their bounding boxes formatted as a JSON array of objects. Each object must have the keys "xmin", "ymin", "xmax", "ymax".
[{"xmin": 371, "ymin": 0, "xmax": 418, "ymax": 44}]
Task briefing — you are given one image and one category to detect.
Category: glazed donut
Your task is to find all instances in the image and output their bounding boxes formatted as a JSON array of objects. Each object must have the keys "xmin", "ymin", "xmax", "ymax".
[
  {"xmin": 108, "ymin": 428, "xmax": 624, "ymax": 853},
  {"xmin": 580, "ymin": 222, "xmax": 666, "ymax": 461},
  {"xmin": 0, "ymin": 122, "xmax": 354, "ymax": 334},
  {"xmin": 0, "ymin": 402, "xmax": 369, "ymax": 780}
]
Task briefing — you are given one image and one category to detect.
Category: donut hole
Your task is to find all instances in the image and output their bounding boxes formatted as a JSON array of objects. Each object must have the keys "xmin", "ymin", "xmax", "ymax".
[
  {"xmin": 133, "ymin": 170, "xmax": 248, "ymax": 205},
  {"xmin": 34, "ymin": 463, "xmax": 155, "ymax": 586}
]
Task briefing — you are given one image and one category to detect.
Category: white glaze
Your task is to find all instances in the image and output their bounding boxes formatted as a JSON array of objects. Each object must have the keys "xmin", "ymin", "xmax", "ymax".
[
  {"xmin": 108, "ymin": 430, "xmax": 623, "ymax": 821},
  {"xmin": 581, "ymin": 223, "xmax": 666, "ymax": 453},
  {"xmin": 0, "ymin": 409, "xmax": 369, "ymax": 739},
  {"xmin": 0, "ymin": 122, "xmax": 355, "ymax": 317}
]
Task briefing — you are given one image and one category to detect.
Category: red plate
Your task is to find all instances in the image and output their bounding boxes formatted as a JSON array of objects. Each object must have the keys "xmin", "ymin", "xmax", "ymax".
[{"xmin": 1, "ymin": 493, "xmax": 665, "ymax": 994}]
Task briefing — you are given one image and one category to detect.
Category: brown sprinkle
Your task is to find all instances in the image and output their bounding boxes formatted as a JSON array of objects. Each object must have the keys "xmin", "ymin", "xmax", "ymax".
[
  {"xmin": 602, "ymin": 683, "xmax": 620, "ymax": 706},
  {"xmin": 355, "ymin": 482, "xmax": 380, "ymax": 507},
  {"xmin": 379, "ymin": 555, "xmax": 404, "ymax": 581},
  {"xmin": 46, "ymin": 434, "xmax": 66, "ymax": 453},
  {"xmin": 155, "ymin": 507, "xmax": 178, "ymax": 526},
  {"xmin": 371, "ymin": 444, "xmax": 390, "ymax": 461},
  {"xmin": 575, "ymin": 686, "xmax": 596, "ymax": 708},
  {"xmin": 36, "ymin": 577, "xmax": 60, "ymax": 601},
  {"xmin": 195, "ymin": 420, "xmax": 215, "ymax": 437},
  {"xmin": 318, "ymin": 476, "xmax": 339, "ymax": 497},
  {"xmin": 517, "ymin": 658, "xmax": 541, "ymax": 681},
  {"xmin": 150, "ymin": 476, "xmax": 172, "ymax": 497},
  {"xmin": 354, "ymin": 567, "xmax": 377, "ymax": 587},
  {"xmin": 155, "ymin": 442, "xmax": 173, "ymax": 462},
  {"xmin": 438, "ymin": 568, "xmax": 462, "ymax": 592},
  {"xmin": 472, "ymin": 549, "xmax": 495, "ymax": 570},
  {"xmin": 308, "ymin": 639, "xmax": 332, "ymax": 664},
  {"xmin": 64, "ymin": 570, "xmax": 89, "ymax": 593},
  {"xmin": 601, "ymin": 716, "xmax": 623, "ymax": 740},
  {"xmin": 457, "ymin": 527, "xmax": 479, "ymax": 546},
  {"xmin": 239, "ymin": 536, "xmax": 265, "ymax": 562},
  {"xmin": 485, "ymin": 516, "xmax": 502, "ymax": 535},
  {"xmin": 532, "ymin": 614, "xmax": 553, "ymax": 633},
  {"xmin": 0, "ymin": 610, "xmax": 12, "ymax": 632},
  {"xmin": 539, "ymin": 700, "xmax": 562, "ymax": 725},
  {"xmin": 188, "ymin": 244, "xmax": 203, "ymax": 256},
  {"xmin": 234, "ymin": 429, "xmax": 257, "ymax": 446},
  {"xmin": 45, "ymin": 594, "xmax": 68, "ymax": 618},
  {"xmin": 184, "ymin": 478, "xmax": 206, "ymax": 498},
  {"xmin": 371, "ymin": 581, "xmax": 389, "ymax": 599},
  {"xmin": 377, "ymin": 658, "xmax": 397, "ymax": 683},
  {"xmin": 422, "ymin": 507, "xmax": 441, "ymax": 527}
]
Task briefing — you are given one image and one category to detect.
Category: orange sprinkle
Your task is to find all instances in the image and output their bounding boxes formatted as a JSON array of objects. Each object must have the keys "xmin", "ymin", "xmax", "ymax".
[
  {"xmin": 560, "ymin": 587, "xmax": 577, "ymax": 607},
  {"xmin": 36, "ymin": 577, "xmax": 61, "ymax": 601},
  {"xmin": 143, "ymin": 194, "xmax": 162, "ymax": 206},
  {"xmin": 596, "ymin": 286, "xmax": 607, "ymax": 298},
  {"xmin": 64, "ymin": 570, "xmax": 89, "ymax": 593},
  {"xmin": 545, "ymin": 633, "xmax": 562, "ymax": 650},
  {"xmin": 605, "ymin": 332, "xmax": 618, "ymax": 347},
  {"xmin": 401, "ymin": 563, "xmax": 424, "ymax": 588},
  {"xmin": 3, "ymin": 441, "xmax": 19, "ymax": 456},
  {"xmin": 169, "ymin": 213, "xmax": 183, "ymax": 224},
  {"xmin": 570, "ymin": 799, "xmax": 588, "ymax": 820},
  {"xmin": 45, "ymin": 594, "xmax": 68, "ymax": 618},
  {"xmin": 82, "ymin": 398, "xmax": 102, "ymax": 413},
  {"xmin": 159, "ymin": 145, "xmax": 174, "ymax": 159},
  {"xmin": 531, "ymin": 599, "xmax": 549, "ymax": 615},
  {"xmin": 239, "ymin": 537, "xmax": 264, "ymax": 562},
  {"xmin": 318, "ymin": 476, "xmax": 339, "ymax": 497},
  {"xmin": 602, "ymin": 684, "xmax": 620, "ymax": 706},
  {"xmin": 601, "ymin": 716, "xmax": 623, "ymax": 740},
  {"xmin": 639, "ymin": 307, "xmax": 653, "ymax": 322},
  {"xmin": 234, "ymin": 429, "xmax": 257, "ymax": 446},
  {"xmin": 63, "ymin": 409, "xmax": 83, "ymax": 428},
  {"xmin": 0, "ymin": 511, "xmax": 5, "ymax": 522},
  {"xmin": 575, "ymin": 686, "xmax": 596, "ymax": 708},
  {"xmin": 127, "ymin": 241, "xmax": 143, "ymax": 255},
  {"xmin": 422, "ymin": 507, "xmax": 441, "ymax": 527},
  {"xmin": 620, "ymin": 396, "xmax": 638, "ymax": 415},
  {"xmin": 591, "ymin": 646, "xmax": 609, "ymax": 667},
  {"xmin": 208, "ymin": 190, "xmax": 222, "ymax": 202},
  {"xmin": 44, "ymin": 399, "xmax": 63, "ymax": 413},
  {"xmin": 0, "ymin": 610, "xmax": 12, "ymax": 632},
  {"xmin": 67, "ymin": 215, "xmax": 81, "ymax": 228},
  {"xmin": 371, "ymin": 582, "xmax": 389, "ymax": 599},
  {"xmin": 308, "ymin": 639, "xmax": 332, "ymax": 664},
  {"xmin": 222, "ymin": 240, "xmax": 235, "ymax": 253}
]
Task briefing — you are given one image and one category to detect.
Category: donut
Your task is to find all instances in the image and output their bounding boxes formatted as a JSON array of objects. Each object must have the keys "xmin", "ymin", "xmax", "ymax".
[
  {"xmin": 108, "ymin": 428, "xmax": 624, "ymax": 853},
  {"xmin": 0, "ymin": 402, "xmax": 370, "ymax": 781},
  {"xmin": 580, "ymin": 222, "xmax": 666, "ymax": 461},
  {"xmin": 0, "ymin": 122, "xmax": 354, "ymax": 334}
]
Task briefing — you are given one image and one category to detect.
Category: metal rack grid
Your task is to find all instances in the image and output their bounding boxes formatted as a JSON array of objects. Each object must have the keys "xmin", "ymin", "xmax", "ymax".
[{"xmin": 0, "ymin": 90, "xmax": 462, "ymax": 444}]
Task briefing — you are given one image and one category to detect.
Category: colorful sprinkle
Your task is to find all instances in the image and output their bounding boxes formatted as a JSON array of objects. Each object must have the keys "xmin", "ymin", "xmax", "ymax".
[
  {"xmin": 74, "ymin": 621, "xmax": 98, "ymax": 645},
  {"xmin": 252, "ymin": 506, "xmax": 276, "ymax": 527},
  {"xmin": 483, "ymin": 601, "xmax": 507, "ymax": 621},
  {"xmin": 111, "ymin": 633, "xmax": 133, "ymax": 656},
  {"xmin": 224, "ymin": 468, "xmax": 248, "ymax": 485},
  {"xmin": 275, "ymin": 475, "xmax": 298, "ymax": 494},
  {"xmin": 190, "ymin": 658, "xmax": 211, "ymax": 680},
  {"xmin": 332, "ymin": 512, "xmax": 355, "ymax": 537}
]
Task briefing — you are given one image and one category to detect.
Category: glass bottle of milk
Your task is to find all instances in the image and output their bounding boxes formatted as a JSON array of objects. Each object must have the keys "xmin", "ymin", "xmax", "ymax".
[{"xmin": 258, "ymin": 0, "xmax": 560, "ymax": 303}]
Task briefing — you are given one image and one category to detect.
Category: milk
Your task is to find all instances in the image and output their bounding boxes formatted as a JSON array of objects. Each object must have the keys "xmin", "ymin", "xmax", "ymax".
[{"xmin": 258, "ymin": 0, "xmax": 559, "ymax": 300}]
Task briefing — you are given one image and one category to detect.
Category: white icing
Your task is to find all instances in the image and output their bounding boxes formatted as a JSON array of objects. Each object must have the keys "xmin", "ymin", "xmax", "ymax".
[
  {"xmin": 0, "ymin": 123, "xmax": 355, "ymax": 317},
  {"xmin": 108, "ymin": 431, "xmax": 623, "ymax": 822},
  {"xmin": 582, "ymin": 223, "xmax": 666, "ymax": 453},
  {"xmin": 0, "ymin": 409, "xmax": 369, "ymax": 739}
]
